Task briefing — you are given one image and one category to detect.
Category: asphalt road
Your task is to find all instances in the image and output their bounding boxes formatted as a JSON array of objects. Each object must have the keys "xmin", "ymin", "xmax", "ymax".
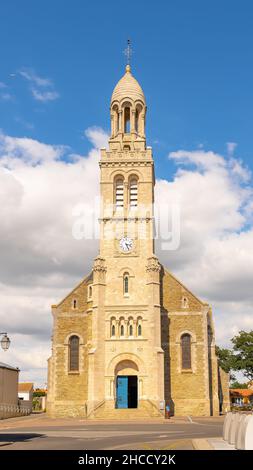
[{"xmin": 0, "ymin": 415, "xmax": 224, "ymax": 450}]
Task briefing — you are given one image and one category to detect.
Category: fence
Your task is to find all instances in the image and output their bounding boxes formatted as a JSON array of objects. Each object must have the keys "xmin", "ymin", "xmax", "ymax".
[{"xmin": 0, "ymin": 402, "xmax": 31, "ymax": 420}]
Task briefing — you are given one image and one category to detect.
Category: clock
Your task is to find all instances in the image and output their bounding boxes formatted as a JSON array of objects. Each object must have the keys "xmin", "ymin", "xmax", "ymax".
[{"xmin": 119, "ymin": 237, "xmax": 133, "ymax": 252}]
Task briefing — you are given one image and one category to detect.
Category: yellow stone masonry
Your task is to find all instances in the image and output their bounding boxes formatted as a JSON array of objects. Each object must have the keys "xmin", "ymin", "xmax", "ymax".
[{"xmin": 47, "ymin": 64, "xmax": 229, "ymax": 419}]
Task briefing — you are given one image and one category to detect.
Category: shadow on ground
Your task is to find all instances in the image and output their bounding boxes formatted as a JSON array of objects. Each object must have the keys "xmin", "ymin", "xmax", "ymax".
[{"xmin": 0, "ymin": 433, "xmax": 44, "ymax": 443}]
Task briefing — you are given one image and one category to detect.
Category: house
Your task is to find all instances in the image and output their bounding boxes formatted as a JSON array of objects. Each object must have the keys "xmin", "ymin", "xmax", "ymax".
[
  {"xmin": 248, "ymin": 380, "xmax": 253, "ymax": 390},
  {"xmin": 230, "ymin": 388, "xmax": 253, "ymax": 407},
  {"xmin": 18, "ymin": 382, "xmax": 33, "ymax": 413},
  {"xmin": 18, "ymin": 382, "xmax": 33, "ymax": 401}
]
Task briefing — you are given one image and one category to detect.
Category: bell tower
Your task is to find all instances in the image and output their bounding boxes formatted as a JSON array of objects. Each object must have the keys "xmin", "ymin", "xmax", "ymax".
[
  {"xmin": 99, "ymin": 64, "xmax": 155, "ymax": 260},
  {"xmin": 88, "ymin": 62, "xmax": 164, "ymax": 417},
  {"xmin": 109, "ymin": 64, "xmax": 146, "ymax": 152}
]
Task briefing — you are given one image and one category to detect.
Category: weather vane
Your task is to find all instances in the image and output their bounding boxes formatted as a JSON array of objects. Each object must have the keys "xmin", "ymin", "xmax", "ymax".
[{"xmin": 124, "ymin": 39, "xmax": 133, "ymax": 66}]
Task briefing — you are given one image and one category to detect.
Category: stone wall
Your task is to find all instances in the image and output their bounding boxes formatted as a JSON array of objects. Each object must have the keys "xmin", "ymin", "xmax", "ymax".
[
  {"xmin": 47, "ymin": 274, "xmax": 92, "ymax": 417},
  {"xmin": 161, "ymin": 268, "xmax": 219, "ymax": 416},
  {"xmin": 219, "ymin": 366, "xmax": 230, "ymax": 413}
]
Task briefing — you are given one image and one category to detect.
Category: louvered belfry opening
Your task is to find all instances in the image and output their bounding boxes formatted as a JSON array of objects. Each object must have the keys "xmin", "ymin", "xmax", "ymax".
[
  {"xmin": 124, "ymin": 106, "xmax": 130, "ymax": 133},
  {"xmin": 115, "ymin": 178, "xmax": 124, "ymax": 209},
  {"xmin": 69, "ymin": 335, "xmax": 79, "ymax": 371},
  {"xmin": 181, "ymin": 333, "xmax": 191, "ymax": 369},
  {"xmin": 130, "ymin": 178, "xmax": 138, "ymax": 208}
]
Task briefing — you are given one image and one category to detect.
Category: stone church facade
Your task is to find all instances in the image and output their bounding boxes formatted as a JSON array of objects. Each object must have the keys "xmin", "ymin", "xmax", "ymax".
[{"xmin": 47, "ymin": 65, "xmax": 229, "ymax": 419}]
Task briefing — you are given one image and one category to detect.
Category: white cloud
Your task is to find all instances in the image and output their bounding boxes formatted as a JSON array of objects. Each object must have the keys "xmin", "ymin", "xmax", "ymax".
[
  {"xmin": 0, "ymin": 132, "xmax": 252, "ymax": 385},
  {"xmin": 0, "ymin": 82, "xmax": 14, "ymax": 101},
  {"xmin": 169, "ymin": 149, "xmax": 226, "ymax": 171},
  {"xmin": 85, "ymin": 127, "xmax": 109, "ymax": 149},
  {"xmin": 14, "ymin": 116, "xmax": 35, "ymax": 130},
  {"xmin": 0, "ymin": 132, "xmax": 66, "ymax": 166},
  {"xmin": 19, "ymin": 67, "xmax": 59, "ymax": 102},
  {"xmin": 19, "ymin": 68, "xmax": 52, "ymax": 87},
  {"xmin": 0, "ymin": 92, "xmax": 13, "ymax": 101},
  {"xmin": 227, "ymin": 142, "xmax": 237, "ymax": 156},
  {"xmin": 155, "ymin": 148, "xmax": 253, "ymax": 347},
  {"xmin": 31, "ymin": 89, "xmax": 60, "ymax": 102}
]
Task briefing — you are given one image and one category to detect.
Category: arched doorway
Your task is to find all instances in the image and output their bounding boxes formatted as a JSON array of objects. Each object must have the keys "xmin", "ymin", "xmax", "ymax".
[{"xmin": 115, "ymin": 360, "xmax": 138, "ymax": 409}]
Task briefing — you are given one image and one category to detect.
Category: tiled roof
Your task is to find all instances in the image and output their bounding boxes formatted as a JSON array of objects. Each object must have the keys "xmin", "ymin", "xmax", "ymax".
[
  {"xmin": 18, "ymin": 382, "xmax": 34, "ymax": 392},
  {"xmin": 230, "ymin": 388, "xmax": 253, "ymax": 397}
]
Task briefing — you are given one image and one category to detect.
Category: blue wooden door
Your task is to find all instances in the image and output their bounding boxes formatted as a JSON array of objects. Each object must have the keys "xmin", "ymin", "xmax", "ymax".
[{"xmin": 116, "ymin": 376, "xmax": 128, "ymax": 408}]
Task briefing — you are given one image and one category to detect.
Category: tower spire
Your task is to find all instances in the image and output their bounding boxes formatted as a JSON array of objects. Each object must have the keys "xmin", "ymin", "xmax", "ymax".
[{"xmin": 124, "ymin": 39, "xmax": 133, "ymax": 71}]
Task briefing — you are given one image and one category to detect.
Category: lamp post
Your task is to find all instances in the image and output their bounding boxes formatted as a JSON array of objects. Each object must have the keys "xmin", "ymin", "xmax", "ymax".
[{"xmin": 0, "ymin": 333, "xmax": 11, "ymax": 351}]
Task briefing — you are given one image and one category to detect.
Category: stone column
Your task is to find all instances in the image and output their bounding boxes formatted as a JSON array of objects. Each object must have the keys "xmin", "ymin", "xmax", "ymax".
[
  {"xmin": 146, "ymin": 256, "xmax": 164, "ymax": 405},
  {"xmin": 87, "ymin": 256, "xmax": 106, "ymax": 414}
]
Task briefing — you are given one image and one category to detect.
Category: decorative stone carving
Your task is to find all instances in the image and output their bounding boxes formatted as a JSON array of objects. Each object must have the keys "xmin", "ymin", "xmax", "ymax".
[
  {"xmin": 146, "ymin": 256, "xmax": 161, "ymax": 272},
  {"xmin": 93, "ymin": 257, "xmax": 107, "ymax": 273}
]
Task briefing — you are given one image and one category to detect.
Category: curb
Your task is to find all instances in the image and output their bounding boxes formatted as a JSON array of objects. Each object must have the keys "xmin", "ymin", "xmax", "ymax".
[
  {"xmin": 0, "ymin": 442, "xmax": 13, "ymax": 447},
  {"xmin": 192, "ymin": 438, "xmax": 214, "ymax": 450}
]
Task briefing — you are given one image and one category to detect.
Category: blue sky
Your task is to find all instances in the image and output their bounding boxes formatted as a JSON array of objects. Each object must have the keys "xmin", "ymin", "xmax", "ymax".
[{"xmin": 1, "ymin": 0, "xmax": 253, "ymax": 179}]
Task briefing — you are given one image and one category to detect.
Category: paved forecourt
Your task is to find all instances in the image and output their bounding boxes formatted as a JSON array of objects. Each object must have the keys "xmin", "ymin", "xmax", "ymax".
[{"xmin": 0, "ymin": 414, "xmax": 224, "ymax": 450}]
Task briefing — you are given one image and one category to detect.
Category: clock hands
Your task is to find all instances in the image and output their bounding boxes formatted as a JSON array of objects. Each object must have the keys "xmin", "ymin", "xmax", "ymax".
[{"xmin": 119, "ymin": 237, "xmax": 133, "ymax": 252}]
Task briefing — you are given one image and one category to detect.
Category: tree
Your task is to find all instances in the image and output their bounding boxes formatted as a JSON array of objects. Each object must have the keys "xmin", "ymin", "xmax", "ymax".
[
  {"xmin": 231, "ymin": 330, "xmax": 253, "ymax": 380},
  {"xmin": 215, "ymin": 345, "xmax": 235, "ymax": 377},
  {"xmin": 230, "ymin": 381, "xmax": 248, "ymax": 389}
]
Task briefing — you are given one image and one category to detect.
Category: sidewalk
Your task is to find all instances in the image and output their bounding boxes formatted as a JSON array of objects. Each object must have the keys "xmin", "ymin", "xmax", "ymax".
[{"xmin": 192, "ymin": 437, "xmax": 235, "ymax": 450}]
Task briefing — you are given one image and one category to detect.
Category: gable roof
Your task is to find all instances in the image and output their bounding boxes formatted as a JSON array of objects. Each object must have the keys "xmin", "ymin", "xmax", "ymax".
[
  {"xmin": 18, "ymin": 382, "xmax": 34, "ymax": 392},
  {"xmin": 163, "ymin": 267, "xmax": 207, "ymax": 307},
  {"xmin": 54, "ymin": 271, "xmax": 93, "ymax": 308}
]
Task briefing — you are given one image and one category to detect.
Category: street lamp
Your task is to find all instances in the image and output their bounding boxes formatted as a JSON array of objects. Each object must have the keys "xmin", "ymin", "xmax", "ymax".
[{"xmin": 0, "ymin": 333, "xmax": 11, "ymax": 351}]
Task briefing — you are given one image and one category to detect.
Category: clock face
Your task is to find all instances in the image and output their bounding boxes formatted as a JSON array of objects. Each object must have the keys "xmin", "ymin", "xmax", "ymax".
[{"xmin": 119, "ymin": 237, "xmax": 133, "ymax": 252}]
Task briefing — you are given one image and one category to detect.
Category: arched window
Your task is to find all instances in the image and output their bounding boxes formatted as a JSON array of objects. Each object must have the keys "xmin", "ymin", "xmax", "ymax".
[
  {"xmin": 113, "ymin": 104, "xmax": 119, "ymax": 134},
  {"xmin": 129, "ymin": 178, "xmax": 138, "ymax": 208},
  {"xmin": 124, "ymin": 106, "xmax": 130, "ymax": 133},
  {"xmin": 135, "ymin": 108, "xmax": 139, "ymax": 133},
  {"xmin": 73, "ymin": 299, "xmax": 77, "ymax": 309},
  {"xmin": 115, "ymin": 178, "xmax": 124, "ymax": 210},
  {"xmin": 123, "ymin": 273, "xmax": 129, "ymax": 295},
  {"xmin": 181, "ymin": 333, "xmax": 191, "ymax": 369},
  {"xmin": 128, "ymin": 317, "xmax": 134, "ymax": 337},
  {"xmin": 182, "ymin": 296, "xmax": 189, "ymax": 309},
  {"xmin": 120, "ymin": 324, "xmax": 124, "ymax": 336},
  {"xmin": 110, "ymin": 317, "xmax": 116, "ymax": 338},
  {"xmin": 137, "ymin": 324, "xmax": 142, "ymax": 336},
  {"xmin": 69, "ymin": 335, "xmax": 79, "ymax": 371}
]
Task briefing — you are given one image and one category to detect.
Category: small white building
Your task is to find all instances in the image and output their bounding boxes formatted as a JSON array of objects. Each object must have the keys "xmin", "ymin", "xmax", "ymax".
[{"xmin": 18, "ymin": 382, "xmax": 33, "ymax": 414}]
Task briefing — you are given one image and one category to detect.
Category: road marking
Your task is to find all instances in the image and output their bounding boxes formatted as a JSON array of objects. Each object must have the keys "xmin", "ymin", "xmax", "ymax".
[{"xmin": 162, "ymin": 439, "xmax": 192, "ymax": 450}]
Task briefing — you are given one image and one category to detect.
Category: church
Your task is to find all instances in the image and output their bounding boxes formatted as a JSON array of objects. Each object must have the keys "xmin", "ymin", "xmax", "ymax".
[{"xmin": 47, "ymin": 64, "xmax": 229, "ymax": 419}]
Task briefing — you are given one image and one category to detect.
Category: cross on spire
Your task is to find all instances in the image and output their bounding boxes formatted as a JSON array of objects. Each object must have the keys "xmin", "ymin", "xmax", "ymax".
[{"xmin": 124, "ymin": 39, "xmax": 133, "ymax": 66}]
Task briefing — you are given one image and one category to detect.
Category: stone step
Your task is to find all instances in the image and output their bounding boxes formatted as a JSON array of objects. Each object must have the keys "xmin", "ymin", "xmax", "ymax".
[{"xmin": 90, "ymin": 401, "xmax": 164, "ymax": 420}]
